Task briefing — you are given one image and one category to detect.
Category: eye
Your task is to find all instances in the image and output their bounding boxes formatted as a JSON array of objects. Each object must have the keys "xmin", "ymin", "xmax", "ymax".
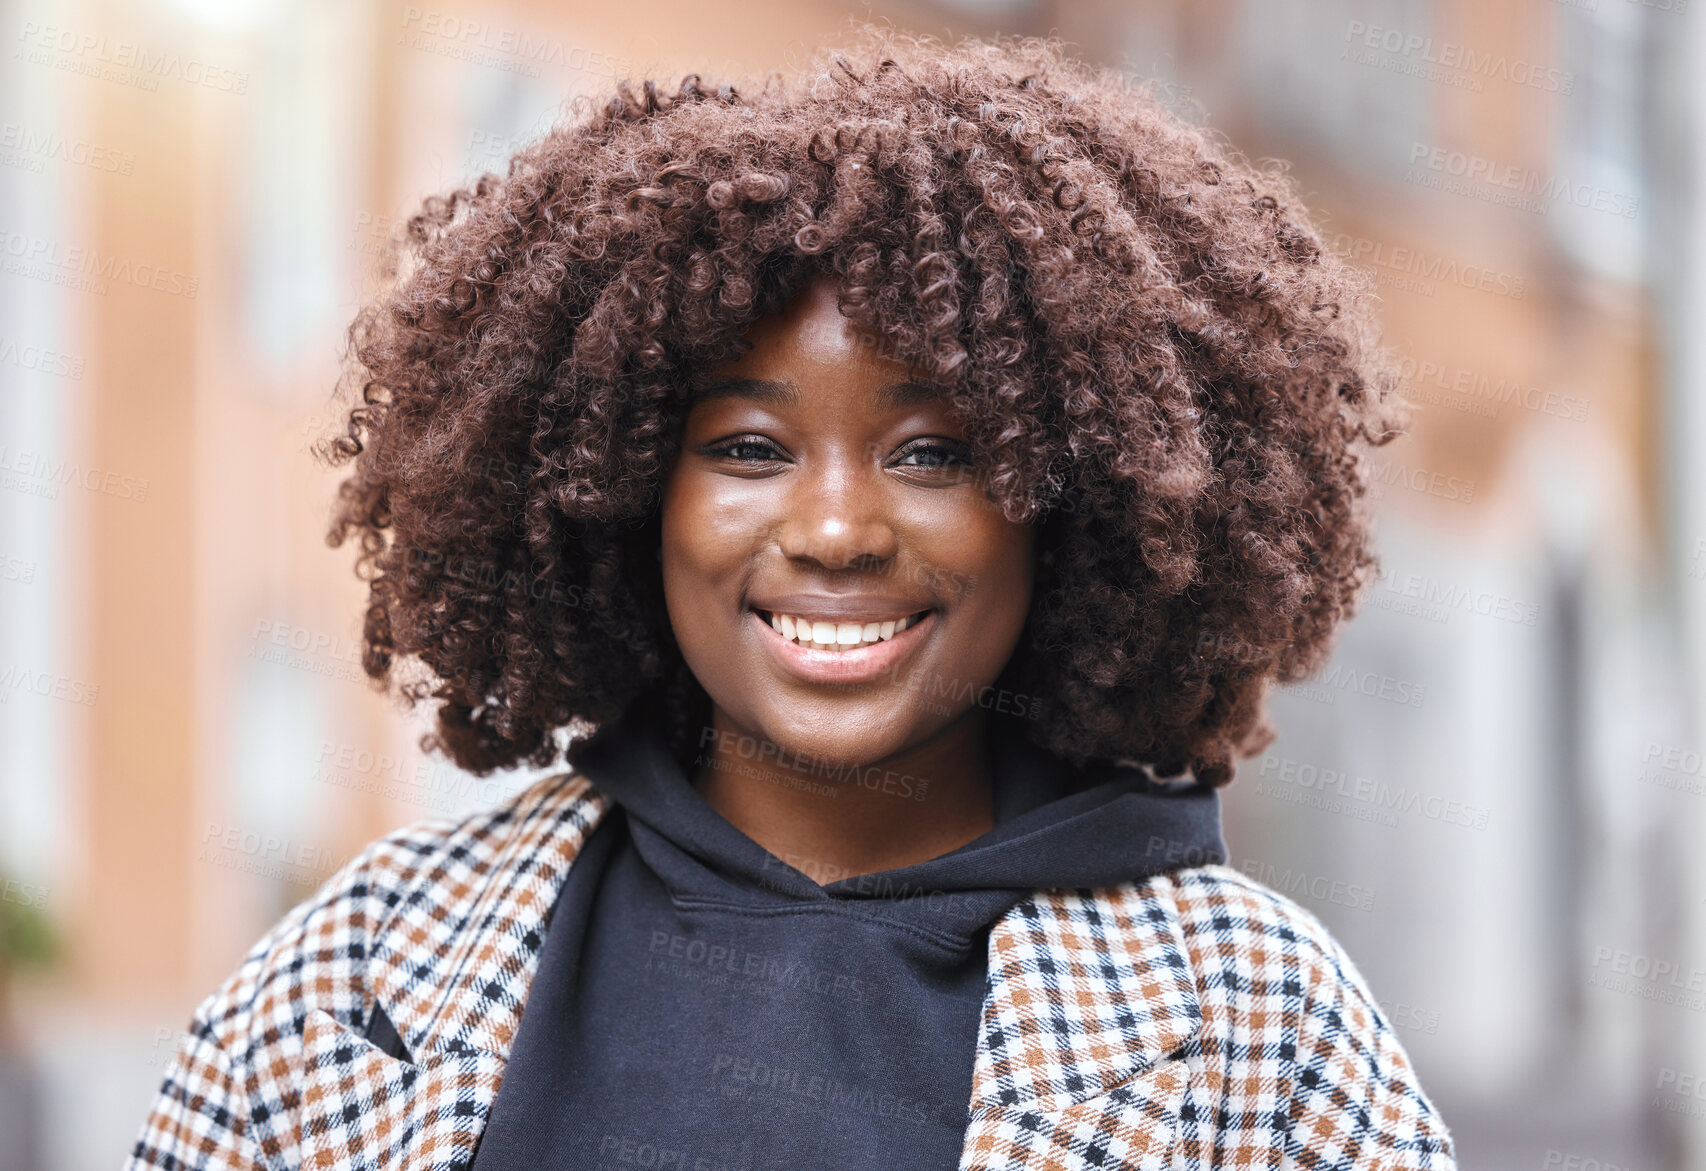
[
  {"xmin": 704, "ymin": 435, "xmax": 787, "ymax": 464},
  {"xmin": 892, "ymin": 439, "xmax": 972, "ymax": 471}
]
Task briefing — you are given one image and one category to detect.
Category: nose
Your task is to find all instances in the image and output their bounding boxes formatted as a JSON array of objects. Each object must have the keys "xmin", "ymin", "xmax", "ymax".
[{"xmin": 776, "ymin": 459, "xmax": 899, "ymax": 570}]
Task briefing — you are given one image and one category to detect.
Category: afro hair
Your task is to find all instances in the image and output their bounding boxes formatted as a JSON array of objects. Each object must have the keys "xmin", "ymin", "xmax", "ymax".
[{"xmin": 318, "ymin": 25, "xmax": 1406, "ymax": 788}]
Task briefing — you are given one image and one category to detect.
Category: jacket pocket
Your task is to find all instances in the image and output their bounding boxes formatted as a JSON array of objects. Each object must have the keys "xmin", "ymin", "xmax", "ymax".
[
  {"xmin": 297, "ymin": 1006, "xmax": 506, "ymax": 1171},
  {"xmin": 958, "ymin": 1055, "xmax": 1193, "ymax": 1171}
]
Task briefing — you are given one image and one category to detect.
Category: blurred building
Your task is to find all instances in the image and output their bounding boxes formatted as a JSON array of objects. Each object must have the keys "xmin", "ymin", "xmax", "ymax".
[{"xmin": 0, "ymin": 0, "xmax": 1700, "ymax": 1167}]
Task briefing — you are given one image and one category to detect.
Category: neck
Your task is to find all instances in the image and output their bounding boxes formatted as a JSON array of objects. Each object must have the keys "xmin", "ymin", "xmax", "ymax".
[{"xmin": 690, "ymin": 706, "xmax": 996, "ymax": 884}]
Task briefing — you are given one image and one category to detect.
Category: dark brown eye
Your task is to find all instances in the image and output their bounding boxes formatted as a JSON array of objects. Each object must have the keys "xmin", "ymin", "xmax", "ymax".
[
  {"xmin": 705, "ymin": 436, "xmax": 785, "ymax": 462},
  {"xmin": 893, "ymin": 440, "xmax": 970, "ymax": 469}
]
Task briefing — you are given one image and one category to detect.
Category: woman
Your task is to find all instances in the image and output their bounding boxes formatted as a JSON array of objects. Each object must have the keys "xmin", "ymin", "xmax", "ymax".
[{"xmin": 131, "ymin": 28, "xmax": 1454, "ymax": 1171}]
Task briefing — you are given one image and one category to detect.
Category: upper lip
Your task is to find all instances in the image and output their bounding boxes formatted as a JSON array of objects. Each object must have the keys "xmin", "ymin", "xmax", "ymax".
[{"xmin": 747, "ymin": 593, "xmax": 936, "ymax": 623}]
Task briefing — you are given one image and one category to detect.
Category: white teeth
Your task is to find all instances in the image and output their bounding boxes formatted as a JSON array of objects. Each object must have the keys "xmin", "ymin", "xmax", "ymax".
[{"xmin": 759, "ymin": 609, "xmax": 926, "ymax": 650}]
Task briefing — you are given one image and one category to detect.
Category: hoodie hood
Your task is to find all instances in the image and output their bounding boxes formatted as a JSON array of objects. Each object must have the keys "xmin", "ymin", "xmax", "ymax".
[{"xmin": 569, "ymin": 700, "xmax": 1228, "ymax": 951}]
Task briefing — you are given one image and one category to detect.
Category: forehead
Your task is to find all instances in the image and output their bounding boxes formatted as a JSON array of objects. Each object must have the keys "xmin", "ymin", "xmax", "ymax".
[{"xmin": 710, "ymin": 274, "xmax": 911, "ymax": 384}]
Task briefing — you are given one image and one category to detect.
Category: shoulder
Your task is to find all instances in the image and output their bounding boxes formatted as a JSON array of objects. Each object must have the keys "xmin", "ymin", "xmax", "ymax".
[
  {"xmin": 1064, "ymin": 862, "xmax": 1389, "ymax": 1004},
  {"xmin": 1165, "ymin": 862, "xmax": 1379, "ymax": 995},
  {"xmin": 193, "ymin": 769, "xmax": 606, "ymax": 1054},
  {"xmin": 1128, "ymin": 864, "xmax": 1457, "ymax": 1169},
  {"xmin": 130, "ymin": 770, "xmax": 607, "ymax": 1168}
]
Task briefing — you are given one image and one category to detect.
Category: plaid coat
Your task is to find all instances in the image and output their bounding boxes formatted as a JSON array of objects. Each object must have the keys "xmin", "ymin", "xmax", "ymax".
[{"xmin": 129, "ymin": 769, "xmax": 1456, "ymax": 1170}]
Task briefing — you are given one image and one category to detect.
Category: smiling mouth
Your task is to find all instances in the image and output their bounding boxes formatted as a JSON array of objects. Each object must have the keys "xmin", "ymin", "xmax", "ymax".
[{"xmin": 752, "ymin": 608, "xmax": 933, "ymax": 652}]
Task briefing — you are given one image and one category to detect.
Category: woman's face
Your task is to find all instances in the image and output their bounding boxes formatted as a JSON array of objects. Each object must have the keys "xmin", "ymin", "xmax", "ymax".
[{"xmin": 659, "ymin": 274, "xmax": 1036, "ymax": 768}]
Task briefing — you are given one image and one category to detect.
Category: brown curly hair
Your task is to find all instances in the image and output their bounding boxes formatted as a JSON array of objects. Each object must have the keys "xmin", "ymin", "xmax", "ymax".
[{"xmin": 318, "ymin": 25, "xmax": 1406, "ymax": 789}]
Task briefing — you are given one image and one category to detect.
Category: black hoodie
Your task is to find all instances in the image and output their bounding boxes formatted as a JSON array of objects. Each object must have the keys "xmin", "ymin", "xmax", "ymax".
[{"xmin": 466, "ymin": 702, "xmax": 1226, "ymax": 1171}]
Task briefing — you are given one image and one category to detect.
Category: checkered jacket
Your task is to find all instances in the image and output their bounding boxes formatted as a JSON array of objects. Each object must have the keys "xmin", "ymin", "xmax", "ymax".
[{"xmin": 129, "ymin": 769, "xmax": 1455, "ymax": 1170}]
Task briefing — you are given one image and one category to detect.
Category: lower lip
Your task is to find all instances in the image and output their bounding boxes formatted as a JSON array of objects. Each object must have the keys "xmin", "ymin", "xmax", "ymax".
[{"xmin": 749, "ymin": 609, "xmax": 936, "ymax": 684}]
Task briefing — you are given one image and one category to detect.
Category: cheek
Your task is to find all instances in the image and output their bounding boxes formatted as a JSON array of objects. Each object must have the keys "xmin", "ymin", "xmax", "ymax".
[
  {"xmin": 659, "ymin": 471, "xmax": 758, "ymax": 635},
  {"xmin": 660, "ymin": 475, "xmax": 714, "ymax": 608},
  {"xmin": 964, "ymin": 512, "xmax": 1035, "ymax": 608},
  {"xmin": 929, "ymin": 508, "xmax": 1034, "ymax": 643},
  {"xmin": 980, "ymin": 534, "xmax": 1038, "ymax": 684}
]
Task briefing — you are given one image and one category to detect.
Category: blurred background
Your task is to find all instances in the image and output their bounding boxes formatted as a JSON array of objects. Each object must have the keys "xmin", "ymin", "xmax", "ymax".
[{"xmin": 0, "ymin": 0, "xmax": 1702, "ymax": 1166}]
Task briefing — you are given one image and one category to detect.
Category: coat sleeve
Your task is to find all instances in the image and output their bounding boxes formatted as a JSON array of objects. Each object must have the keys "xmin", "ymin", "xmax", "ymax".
[
  {"xmin": 122, "ymin": 831, "xmax": 400, "ymax": 1171},
  {"xmin": 121, "ymin": 772, "xmax": 589, "ymax": 1169},
  {"xmin": 1280, "ymin": 930, "xmax": 1457, "ymax": 1171},
  {"xmin": 126, "ymin": 1007, "xmax": 272, "ymax": 1170}
]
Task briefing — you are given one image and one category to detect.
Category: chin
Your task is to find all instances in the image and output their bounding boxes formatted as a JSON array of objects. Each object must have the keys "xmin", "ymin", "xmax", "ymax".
[{"xmin": 752, "ymin": 702, "xmax": 919, "ymax": 770}]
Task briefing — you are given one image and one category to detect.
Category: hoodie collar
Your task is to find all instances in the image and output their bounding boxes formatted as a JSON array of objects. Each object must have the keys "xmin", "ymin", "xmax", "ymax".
[{"xmin": 567, "ymin": 702, "xmax": 1227, "ymax": 947}]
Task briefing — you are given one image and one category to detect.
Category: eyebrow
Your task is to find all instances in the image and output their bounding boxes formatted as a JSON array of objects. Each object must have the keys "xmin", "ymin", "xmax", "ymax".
[{"xmin": 688, "ymin": 377, "xmax": 945, "ymax": 412}]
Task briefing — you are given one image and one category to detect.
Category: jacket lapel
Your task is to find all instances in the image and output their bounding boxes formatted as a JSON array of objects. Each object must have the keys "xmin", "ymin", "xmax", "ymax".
[
  {"xmin": 299, "ymin": 773, "xmax": 612, "ymax": 1169},
  {"xmin": 393, "ymin": 774, "xmax": 611, "ymax": 1061},
  {"xmin": 297, "ymin": 1006, "xmax": 507, "ymax": 1170},
  {"xmin": 960, "ymin": 882, "xmax": 1202, "ymax": 1171}
]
